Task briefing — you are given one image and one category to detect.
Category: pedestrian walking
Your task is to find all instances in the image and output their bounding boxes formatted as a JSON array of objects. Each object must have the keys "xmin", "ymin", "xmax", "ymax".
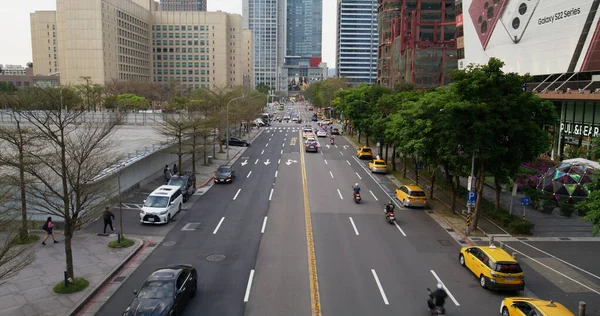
[
  {"xmin": 103, "ymin": 207, "xmax": 115, "ymax": 234},
  {"xmin": 172, "ymin": 163, "xmax": 179, "ymax": 176},
  {"xmin": 41, "ymin": 217, "xmax": 58, "ymax": 245},
  {"xmin": 163, "ymin": 164, "xmax": 171, "ymax": 183}
]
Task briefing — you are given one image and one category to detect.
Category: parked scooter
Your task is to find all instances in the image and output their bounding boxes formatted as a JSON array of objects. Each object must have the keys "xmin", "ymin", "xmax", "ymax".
[{"xmin": 426, "ymin": 288, "xmax": 447, "ymax": 316}]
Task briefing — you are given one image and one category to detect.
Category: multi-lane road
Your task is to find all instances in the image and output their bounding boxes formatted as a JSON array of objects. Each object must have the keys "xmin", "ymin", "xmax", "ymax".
[{"xmin": 97, "ymin": 103, "xmax": 600, "ymax": 316}]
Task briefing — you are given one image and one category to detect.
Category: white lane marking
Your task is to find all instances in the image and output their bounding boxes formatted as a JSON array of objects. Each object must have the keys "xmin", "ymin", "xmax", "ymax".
[
  {"xmin": 329, "ymin": 171, "xmax": 334, "ymax": 179},
  {"xmin": 335, "ymin": 144, "xmax": 338, "ymax": 148},
  {"xmin": 394, "ymin": 221, "xmax": 407, "ymax": 237},
  {"xmin": 337, "ymin": 189, "xmax": 344, "ymax": 200},
  {"xmin": 349, "ymin": 217, "xmax": 359, "ymax": 235},
  {"xmin": 265, "ymin": 142, "xmax": 269, "ymax": 147},
  {"xmin": 233, "ymin": 189, "xmax": 241, "ymax": 200},
  {"xmin": 261, "ymin": 216, "xmax": 268, "ymax": 233},
  {"xmin": 340, "ymin": 151, "xmax": 344, "ymax": 156},
  {"xmin": 324, "ymin": 159, "xmax": 328, "ymax": 165},
  {"xmin": 278, "ymin": 159, "xmax": 281, "ymax": 164},
  {"xmin": 430, "ymin": 270, "xmax": 460, "ymax": 306},
  {"xmin": 269, "ymin": 188, "xmax": 274, "ymax": 201},
  {"xmin": 320, "ymin": 151, "xmax": 323, "ymax": 155},
  {"xmin": 505, "ymin": 246, "xmax": 600, "ymax": 295},
  {"xmin": 514, "ymin": 242, "xmax": 600, "ymax": 281},
  {"xmin": 254, "ymin": 159, "xmax": 259, "ymax": 165},
  {"xmin": 284, "ymin": 138, "xmax": 286, "ymax": 141},
  {"xmin": 355, "ymin": 172, "xmax": 362, "ymax": 180},
  {"xmin": 269, "ymin": 138, "xmax": 272, "ymax": 141},
  {"xmin": 243, "ymin": 270, "xmax": 255, "ymax": 302},
  {"xmin": 346, "ymin": 160, "xmax": 351, "ymax": 165},
  {"xmin": 280, "ymin": 149, "xmax": 283, "ymax": 154},
  {"xmin": 213, "ymin": 217, "xmax": 225, "ymax": 234},
  {"xmin": 261, "ymin": 149, "xmax": 264, "ymax": 155},
  {"xmin": 282, "ymin": 142, "xmax": 285, "ymax": 147},
  {"xmin": 247, "ymin": 171, "xmax": 252, "ymax": 178},
  {"xmin": 369, "ymin": 190, "xmax": 378, "ymax": 201},
  {"xmin": 371, "ymin": 269, "xmax": 389, "ymax": 305},
  {"xmin": 275, "ymin": 170, "xmax": 278, "ymax": 178}
]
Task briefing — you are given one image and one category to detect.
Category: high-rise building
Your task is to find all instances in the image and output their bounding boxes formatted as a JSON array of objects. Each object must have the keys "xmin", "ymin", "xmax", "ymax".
[
  {"xmin": 336, "ymin": 0, "xmax": 377, "ymax": 85},
  {"xmin": 243, "ymin": 0, "xmax": 284, "ymax": 90},
  {"xmin": 30, "ymin": 10, "xmax": 59, "ymax": 76},
  {"xmin": 31, "ymin": 0, "xmax": 253, "ymax": 90},
  {"xmin": 377, "ymin": 0, "xmax": 457, "ymax": 89},
  {"xmin": 286, "ymin": 0, "xmax": 322, "ymax": 58},
  {"xmin": 159, "ymin": 0, "xmax": 207, "ymax": 11}
]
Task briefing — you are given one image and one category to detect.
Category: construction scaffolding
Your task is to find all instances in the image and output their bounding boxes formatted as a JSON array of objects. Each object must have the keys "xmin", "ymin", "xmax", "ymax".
[{"xmin": 377, "ymin": 0, "xmax": 457, "ymax": 89}]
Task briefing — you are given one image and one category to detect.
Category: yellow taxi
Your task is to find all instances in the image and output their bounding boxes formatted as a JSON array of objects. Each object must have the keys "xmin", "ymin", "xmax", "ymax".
[
  {"xmin": 368, "ymin": 159, "xmax": 388, "ymax": 173},
  {"xmin": 356, "ymin": 147, "xmax": 373, "ymax": 159},
  {"xmin": 328, "ymin": 118, "xmax": 333, "ymax": 124},
  {"xmin": 500, "ymin": 297, "xmax": 574, "ymax": 316},
  {"xmin": 459, "ymin": 244, "xmax": 525, "ymax": 291},
  {"xmin": 395, "ymin": 185, "xmax": 426, "ymax": 207}
]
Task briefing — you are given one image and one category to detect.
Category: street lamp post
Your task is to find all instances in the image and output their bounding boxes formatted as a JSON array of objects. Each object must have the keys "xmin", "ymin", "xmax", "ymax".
[{"xmin": 226, "ymin": 95, "xmax": 246, "ymax": 160}]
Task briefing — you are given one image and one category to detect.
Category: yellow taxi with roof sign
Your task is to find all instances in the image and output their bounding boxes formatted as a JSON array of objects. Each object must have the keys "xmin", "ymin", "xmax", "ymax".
[
  {"xmin": 500, "ymin": 297, "xmax": 574, "ymax": 316},
  {"xmin": 459, "ymin": 244, "xmax": 525, "ymax": 291},
  {"xmin": 356, "ymin": 146, "xmax": 373, "ymax": 159},
  {"xmin": 368, "ymin": 159, "xmax": 388, "ymax": 173},
  {"xmin": 395, "ymin": 185, "xmax": 426, "ymax": 207}
]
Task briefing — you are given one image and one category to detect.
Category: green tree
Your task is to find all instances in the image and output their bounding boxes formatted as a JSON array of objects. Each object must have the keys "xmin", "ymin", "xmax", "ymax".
[
  {"xmin": 115, "ymin": 94, "xmax": 149, "ymax": 112},
  {"xmin": 0, "ymin": 82, "xmax": 17, "ymax": 93},
  {"xmin": 74, "ymin": 76, "xmax": 105, "ymax": 111},
  {"xmin": 255, "ymin": 83, "xmax": 271, "ymax": 95},
  {"xmin": 575, "ymin": 174, "xmax": 600, "ymax": 235},
  {"xmin": 451, "ymin": 58, "xmax": 556, "ymax": 230}
]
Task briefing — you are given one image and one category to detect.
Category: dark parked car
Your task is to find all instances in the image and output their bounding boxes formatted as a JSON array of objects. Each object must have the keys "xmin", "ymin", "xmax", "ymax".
[
  {"xmin": 167, "ymin": 172, "xmax": 196, "ymax": 202},
  {"xmin": 332, "ymin": 128, "xmax": 340, "ymax": 135},
  {"xmin": 214, "ymin": 165, "xmax": 236, "ymax": 183},
  {"xmin": 123, "ymin": 264, "xmax": 197, "ymax": 316},
  {"xmin": 222, "ymin": 137, "xmax": 250, "ymax": 147}
]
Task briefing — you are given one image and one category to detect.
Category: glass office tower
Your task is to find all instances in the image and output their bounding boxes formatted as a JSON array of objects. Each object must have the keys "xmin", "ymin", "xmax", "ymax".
[{"xmin": 286, "ymin": 0, "xmax": 322, "ymax": 58}]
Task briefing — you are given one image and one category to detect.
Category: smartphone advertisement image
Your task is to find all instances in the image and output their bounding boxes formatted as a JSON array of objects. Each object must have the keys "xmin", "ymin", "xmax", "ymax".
[{"xmin": 460, "ymin": 0, "xmax": 600, "ymax": 75}]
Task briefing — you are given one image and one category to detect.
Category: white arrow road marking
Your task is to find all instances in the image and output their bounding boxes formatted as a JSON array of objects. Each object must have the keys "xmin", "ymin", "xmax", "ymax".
[
  {"xmin": 261, "ymin": 217, "xmax": 268, "ymax": 233},
  {"xmin": 213, "ymin": 217, "xmax": 225, "ymax": 234},
  {"xmin": 233, "ymin": 189, "xmax": 241, "ymax": 200},
  {"xmin": 244, "ymin": 270, "xmax": 255, "ymax": 302},
  {"xmin": 337, "ymin": 189, "xmax": 343, "ymax": 200},
  {"xmin": 349, "ymin": 217, "xmax": 359, "ymax": 235},
  {"xmin": 394, "ymin": 222, "xmax": 407, "ymax": 236},
  {"xmin": 371, "ymin": 269, "xmax": 389, "ymax": 305},
  {"xmin": 356, "ymin": 172, "xmax": 362, "ymax": 179},
  {"xmin": 369, "ymin": 190, "xmax": 378, "ymax": 201},
  {"xmin": 324, "ymin": 159, "xmax": 328, "ymax": 165},
  {"xmin": 346, "ymin": 160, "xmax": 351, "ymax": 165},
  {"xmin": 264, "ymin": 159, "xmax": 271, "ymax": 165},
  {"xmin": 255, "ymin": 159, "xmax": 259, "ymax": 165},
  {"xmin": 430, "ymin": 270, "xmax": 460, "ymax": 306},
  {"xmin": 261, "ymin": 149, "xmax": 264, "ymax": 155},
  {"xmin": 285, "ymin": 159, "xmax": 298, "ymax": 165},
  {"xmin": 330, "ymin": 171, "xmax": 334, "ymax": 179},
  {"xmin": 247, "ymin": 171, "xmax": 252, "ymax": 178},
  {"xmin": 241, "ymin": 160, "xmax": 248, "ymax": 166},
  {"xmin": 343, "ymin": 145, "xmax": 349, "ymax": 149},
  {"xmin": 269, "ymin": 188, "xmax": 274, "ymax": 200}
]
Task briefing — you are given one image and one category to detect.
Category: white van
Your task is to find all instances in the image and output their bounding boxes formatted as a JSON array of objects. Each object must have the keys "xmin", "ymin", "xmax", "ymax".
[{"xmin": 140, "ymin": 185, "xmax": 183, "ymax": 224}]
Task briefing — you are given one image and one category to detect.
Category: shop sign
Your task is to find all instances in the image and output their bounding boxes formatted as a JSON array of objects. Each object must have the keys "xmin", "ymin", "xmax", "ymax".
[{"xmin": 561, "ymin": 122, "xmax": 600, "ymax": 137}]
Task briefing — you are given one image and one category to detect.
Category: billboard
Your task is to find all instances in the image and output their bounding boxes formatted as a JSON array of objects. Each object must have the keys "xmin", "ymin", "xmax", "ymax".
[{"xmin": 460, "ymin": 0, "xmax": 600, "ymax": 75}]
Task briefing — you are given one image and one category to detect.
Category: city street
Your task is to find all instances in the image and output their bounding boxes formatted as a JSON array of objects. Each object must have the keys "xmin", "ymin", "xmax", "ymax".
[{"xmin": 94, "ymin": 104, "xmax": 600, "ymax": 316}]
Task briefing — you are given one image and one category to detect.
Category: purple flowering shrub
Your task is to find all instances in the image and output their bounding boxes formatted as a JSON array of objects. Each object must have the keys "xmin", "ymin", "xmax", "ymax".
[{"xmin": 521, "ymin": 157, "xmax": 556, "ymax": 174}]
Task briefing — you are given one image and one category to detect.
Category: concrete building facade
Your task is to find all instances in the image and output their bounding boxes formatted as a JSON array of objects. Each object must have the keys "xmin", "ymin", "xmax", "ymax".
[
  {"xmin": 0, "ymin": 65, "xmax": 28, "ymax": 76},
  {"xmin": 159, "ymin": 0, "xmax": 207, "ymax": 11},
  {"xmin": 31, "ymin": 0, "xmax": 253, "ymax": 90},
  {"xmin": 336, "ymin": 0, "xmax": 378, "ymax": 85},
  {"xmin": 30, "ymin": 11, "xmax": 59, "ymax": 76}
]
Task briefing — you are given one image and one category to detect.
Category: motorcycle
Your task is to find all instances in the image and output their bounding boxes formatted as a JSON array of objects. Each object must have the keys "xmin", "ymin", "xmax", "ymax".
[
  {"xmin": 385, "ymin": 210, "xmax": 396, "ymax": 224},
  {"xmin": 330, "ymin": 138, "xmax": 334, "ymax": 145},
  {"xmin": 353, "ymin": 192, "xmax": 361, "ymax": 203},
  {"xmin": 426, "ymin": 288, "xmax": 447, "ymax": 316}
]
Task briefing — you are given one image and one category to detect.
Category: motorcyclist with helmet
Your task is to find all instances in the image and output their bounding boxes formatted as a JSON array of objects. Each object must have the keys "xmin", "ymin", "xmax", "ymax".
[
  {"xmin": 427, "ymin": 283, "xmax": 448, "ymax": 311},
  {"xmin": 385, "ymin": 201, "xmax": 395, "ymax": 217},
  {"xmin": 352, "ymin": 183, "xmax": 361, "ymax": 195}
]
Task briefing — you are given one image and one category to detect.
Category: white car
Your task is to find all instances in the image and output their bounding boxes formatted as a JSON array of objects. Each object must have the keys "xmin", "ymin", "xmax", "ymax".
[
  {"xmin": 140, "ymin": 185, "xmax": 183, "ymax": 224},
  {"xmin": 292, "ymin": 117, "xmax": 298, "ymax": 121},
  {"xmin": 316, "ymin": 129, "xmax": 327, "ymax": 137},
  {"xmin": 319, "ymin": 120, "xmax": 330, "ymax": 126},
  {"xmin": 303, "ymin": 128, "xmax": 313, "ymax": 138},
  {"xmin": 305, "ymin": 137, "xmax": 317, "ymax": 144}
]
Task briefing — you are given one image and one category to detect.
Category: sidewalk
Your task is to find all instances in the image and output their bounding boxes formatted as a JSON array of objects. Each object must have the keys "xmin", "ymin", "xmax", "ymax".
[
  {"xmin": 344, "ymin": 135, "xmax": 598, "ymax": 238},
  {"xmin": 0, "ymin": 233, "xmax": 142, "ymax": 316},
  {"xmin": 0, "ymin": 128, "xmax": 263, "ymax": 316}
]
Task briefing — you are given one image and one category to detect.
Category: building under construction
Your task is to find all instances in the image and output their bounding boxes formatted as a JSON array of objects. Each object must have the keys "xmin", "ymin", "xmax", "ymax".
[{"xmin": 377, "ymin": 0, "xmax": 458, "ymax": 89}]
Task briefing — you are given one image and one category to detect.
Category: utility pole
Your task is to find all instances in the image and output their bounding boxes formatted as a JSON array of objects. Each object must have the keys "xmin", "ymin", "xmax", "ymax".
[{"xmin": 466, "ymin": 152, "xmax": 475, "ymax": 236}]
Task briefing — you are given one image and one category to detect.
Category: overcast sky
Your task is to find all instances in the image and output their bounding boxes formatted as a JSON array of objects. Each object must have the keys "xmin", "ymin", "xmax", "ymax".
[{"xmin": 0, "ymin": 0, "xmax": 337, "ymax": 68}]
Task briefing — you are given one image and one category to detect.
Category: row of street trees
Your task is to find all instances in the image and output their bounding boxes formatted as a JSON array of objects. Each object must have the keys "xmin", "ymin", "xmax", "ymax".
[
  {"xmin": 0, "ymin": 78, "xmax": 266, "ymax": 285},
  {"xmin": 331, "ymin": 58, "xmax": 568, "ymax": 233}
]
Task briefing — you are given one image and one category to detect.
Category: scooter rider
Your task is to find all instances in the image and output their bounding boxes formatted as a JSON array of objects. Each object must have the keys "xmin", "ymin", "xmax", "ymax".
[
  {"xmin": 352, "ymin": 183, "xmax": 361, "ymax": 195},
  {"xmin": 385, "ymin": 201, "xmax": 395, "ymax": 216},
  {"xmin": 330, "ymin": 135, "xmax": 335, "ymax": 144},
  {"xmin": 427, "ymin": 283, "xmax": 448, "ymax": 310}
]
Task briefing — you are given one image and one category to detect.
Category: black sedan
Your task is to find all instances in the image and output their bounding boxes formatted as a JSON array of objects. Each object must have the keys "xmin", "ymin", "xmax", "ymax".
[
  {"xmin": 123, "ymin": 264, "xmax": 197, "ymax": 316},
  {"xmin": 167, "ymin": 172, "xmax": 196, "ymax": 202},
  {"xmin": 332, "ymin": 128, "xmax": 340, "ymax": 135},
  {"xmin": 214, "ymin": 165, "xmax": 236, "ymax": 183},
  {"xmin": 222, "ymin": 137, "xmax": 250, "ymax": 147}
]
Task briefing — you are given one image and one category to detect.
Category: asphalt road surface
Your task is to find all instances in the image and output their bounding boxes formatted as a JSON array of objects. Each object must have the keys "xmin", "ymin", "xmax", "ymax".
[{"xmin": 96, "ymin": 103, "xmax": 600, "ymax": 316}]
